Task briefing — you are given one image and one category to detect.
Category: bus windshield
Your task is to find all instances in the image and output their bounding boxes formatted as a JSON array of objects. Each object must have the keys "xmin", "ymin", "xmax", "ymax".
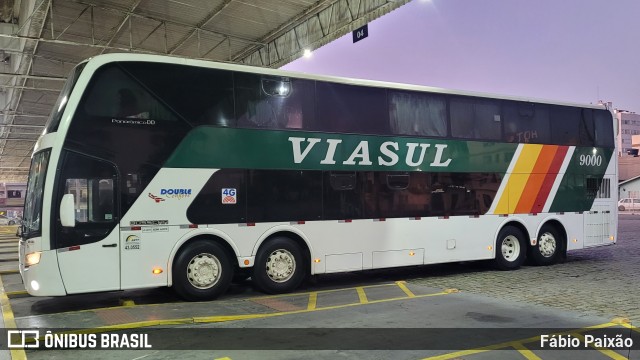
[{"xmin": 22, "ymin": 150, "xmax": 51, "ymax": 239}]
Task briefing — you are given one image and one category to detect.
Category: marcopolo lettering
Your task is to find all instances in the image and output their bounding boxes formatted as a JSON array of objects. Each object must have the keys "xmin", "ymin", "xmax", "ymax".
[
  {"xmin": 160, "ymin": 188, "xmax": 192, "ymax": 199},
  {"xmin": 288, "ymin": 137, "xmax": 453, "ymax": 168}
]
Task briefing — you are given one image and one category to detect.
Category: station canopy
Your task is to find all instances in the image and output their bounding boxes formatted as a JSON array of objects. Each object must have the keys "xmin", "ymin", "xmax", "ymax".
[{"xmin": 0, "ymin": 0, "xmax": 410, "ymax": 182}]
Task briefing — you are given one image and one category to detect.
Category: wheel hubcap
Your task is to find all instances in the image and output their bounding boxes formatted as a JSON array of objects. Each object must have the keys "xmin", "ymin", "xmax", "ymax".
[
  {"xmin": 538, "ymin": 232, "xmax": 557, "ymax": 258},
  {"xmin": 187, "ymin": 253, "xmax": 221, "ymax": 289},
  {"xmin": 501, "ymin": 235, "xmax": 520, "ymax": 262},
  {"xmin": 266, "ymin": 249, "xmax": 296, "ymax": 283}
]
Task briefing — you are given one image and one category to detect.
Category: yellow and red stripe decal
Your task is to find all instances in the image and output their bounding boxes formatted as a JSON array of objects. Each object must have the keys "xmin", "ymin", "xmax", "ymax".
[{"xmin": 493, "ymin": 144, "xmax": 569, "ymax": 214}]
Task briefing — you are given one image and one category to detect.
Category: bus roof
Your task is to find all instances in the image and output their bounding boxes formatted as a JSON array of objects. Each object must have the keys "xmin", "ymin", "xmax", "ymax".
[{"xmin": 83, "ymin": 53, "xmax": 606, "ymax": 111}]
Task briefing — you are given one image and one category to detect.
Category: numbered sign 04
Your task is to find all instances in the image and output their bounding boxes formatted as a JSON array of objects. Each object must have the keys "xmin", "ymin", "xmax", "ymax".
[{"xmin": 352, "ymin": 24, "xmax": 368, "ymax": 43}]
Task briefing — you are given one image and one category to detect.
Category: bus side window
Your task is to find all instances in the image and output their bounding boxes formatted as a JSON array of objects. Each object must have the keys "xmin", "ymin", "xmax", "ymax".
[
  {"xmin": 56, "ymin": 151, "xmax": 118, "ymax": 248},
  {"xmin": 117, "ymin": 88, "xmax": 149, "ymax": 119},
  {"xmin": 235, "ymin": 73, "xmax": 315, "ymax": 130},
  {"xmin": 246, "ymin": 170, "xmax": 322, "ymax": 222},
  {"xmin": 430, "ymin": 173, "xmax": 447, "ymax": 216},
  {"xmin": 372, "ymin": 172, "xmax": 432, "ymax": 219},
  {"xmin": 315, "ymin": 82, "xmax": 388, "ymax": 135},
  {"xmin": 115, "ymin": 62, "xmax": 234, "ymax": 127},
  {"xmin": 450, "ymin": 97, "xmax": 501, "ymax": 141},
  {"xmin": 594, "ymin": 109, "xmax": 614, "ymax": 147},
  {"xmin": 64, "ymin": 176, "xmax": 115, "ymax": 223},
  {"xmin": 550, "ymin": 105, "xmax": 580, "ymax": 145},
  {"xmin": 324, "ymin": 171, "xmax": 363, "ymax": 219},
  {"xmin": 389, "ymin": 91, "xmax": 447, "ymax": 137},
  {"xmin": 329, "ymin": 171, "xmax": 356, "ymax": 190},
  {"xmin": 83, "ymin": 66, "xmax": 177, "ymax": 121},
  {"xmin": 579, "ymin": 109, "xmax": 596, "ymax": 146},
  {"xmin": 503, "ymin": 102, "xmax": 550, "ymax": 143}
]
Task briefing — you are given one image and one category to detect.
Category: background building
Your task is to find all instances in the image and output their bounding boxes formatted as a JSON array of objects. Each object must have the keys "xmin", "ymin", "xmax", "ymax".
[
  {"xmin": 0, "ymin": 182, "xmax": 26, "ymax": 218},
  {"xmin": 615, "ymin": 109, "xmax": 640, "ymax": 155},
  {"xmin": 619, "ymin": 175, "xmax": 640, "ymax": 199}
]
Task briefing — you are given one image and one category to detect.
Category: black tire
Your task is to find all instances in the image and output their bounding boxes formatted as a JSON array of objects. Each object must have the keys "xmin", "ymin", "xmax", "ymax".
[
  {"xmin": 252, "ymin": 237, "xmax": 306, "ymax": 294},
  {"xmin": 8, "ymin": 221, "xmax": 14, "ymax": 225},
  {"xmin": 172, "ymin": 240, "xmax": 233, "ymax": 301},
  {"xmin": 493, "ymin": 225, "xmax": 527, "ymax": 270},
  {"xmin": 529, "ymin": 224, "xmax": 563, "ymax": 266},
  {"xmin": 619, "ymin": 205, "xmax": 625, "ymax": 211}
]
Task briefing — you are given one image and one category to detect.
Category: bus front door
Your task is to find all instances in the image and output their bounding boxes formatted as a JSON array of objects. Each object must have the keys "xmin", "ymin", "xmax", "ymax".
[{"xmin": 55, "ymin": 151, "xmax": 121, "ymax": 294}]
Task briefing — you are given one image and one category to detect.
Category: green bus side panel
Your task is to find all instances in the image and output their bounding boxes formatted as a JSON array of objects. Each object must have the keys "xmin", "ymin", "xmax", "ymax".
[
  {"xmin": 164, "ymin": 127, "xmax": 518, "ymax": 173},
  {"xmin": 549, "ymin": 147, "xmax": 614, "ymax": 212}
]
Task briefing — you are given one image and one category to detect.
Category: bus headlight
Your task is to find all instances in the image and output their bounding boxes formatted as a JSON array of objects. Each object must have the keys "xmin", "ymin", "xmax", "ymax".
[{"xmin": 25, "ymin": 252, "xmax": 42, "ymax": 266}]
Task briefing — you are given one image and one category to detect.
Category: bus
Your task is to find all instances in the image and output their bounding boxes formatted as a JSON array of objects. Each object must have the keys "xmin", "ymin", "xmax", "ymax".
[{"xmin": 19, "ymin": 54, "xmax": 617, "ymax": 301}]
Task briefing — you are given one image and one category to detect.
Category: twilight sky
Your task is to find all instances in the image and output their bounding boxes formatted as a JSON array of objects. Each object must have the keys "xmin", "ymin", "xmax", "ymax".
[{"xmin": 282, "ymin": 0, "xmax": 639, "ymax": 113}]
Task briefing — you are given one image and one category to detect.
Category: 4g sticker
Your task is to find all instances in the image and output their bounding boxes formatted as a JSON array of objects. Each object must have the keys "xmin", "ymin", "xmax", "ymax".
[{"xmin": 222, "ymin": 188, "xmax": 237, "ymax": 204}]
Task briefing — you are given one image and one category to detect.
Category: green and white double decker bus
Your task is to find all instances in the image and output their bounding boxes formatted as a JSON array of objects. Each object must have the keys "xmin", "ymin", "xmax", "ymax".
[{"xmin": 20, "ymin": 54, "xmax": 617, "ymax": 301}]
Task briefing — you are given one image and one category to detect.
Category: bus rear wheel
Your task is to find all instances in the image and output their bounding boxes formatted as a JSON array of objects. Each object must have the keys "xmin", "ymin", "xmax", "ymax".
[
  {"xmin": 252, "ymin": 237, "xmax": 306, "ymax": 294},
  {"xmin": 529, "ymin": 224, "xmax": 563, "ymax": 266},
  {"xmin": 493, "ymin": 225, "xmax": 526, "ymax": 270},
  {"xmin": 172, "ymin": 240, "xmax": 233, "ymax": 301}
]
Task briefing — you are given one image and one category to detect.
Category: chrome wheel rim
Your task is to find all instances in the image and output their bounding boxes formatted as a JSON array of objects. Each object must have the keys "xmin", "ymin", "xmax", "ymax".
[
  {"xmin": 266, "ymin": 249, "xmax": 296, "ymax": 283},
  {"xmin": 501, "ymin": 235, "xmax": 521, "ymax": 262},
  {"xmin": 187, "ymin": 253, "xmax": 221, "ymax": 289},
  {"xmin": 538, "ymin": 232, "xmax": 557, "ymax": 258}
]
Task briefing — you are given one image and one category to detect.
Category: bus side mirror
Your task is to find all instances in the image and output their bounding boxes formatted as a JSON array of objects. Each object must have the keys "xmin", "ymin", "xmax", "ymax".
[{"xmin": 60, "ymin": 194, "xmax": 76, "ymax": 228}]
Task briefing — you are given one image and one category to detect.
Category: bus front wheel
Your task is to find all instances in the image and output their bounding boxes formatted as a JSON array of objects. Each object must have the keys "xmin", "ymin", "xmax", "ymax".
[
  {"xmin": 252, "ymin": 237, "xmax": 306, "ymax": 294},
  {"xmin": 493, "ymin": 226, "xmax": 526, "ymax": 270},
  {"xmin": 172, "ymin": 240, "xmax": 233, "ymax": 301}
]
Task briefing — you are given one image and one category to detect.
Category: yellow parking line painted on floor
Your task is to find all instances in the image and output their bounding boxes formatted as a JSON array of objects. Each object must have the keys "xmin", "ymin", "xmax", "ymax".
[
  {"xmin": 60, "ymin": 318, "xmax": 195, "ymax": 335},
  {"xmin": 395, "ymin": 281, "xmax": 415, "ymax": 298},
  {"xmin": 6, "ymin": 290, "xmax": 28, "ymax": 298},
  {"xmin": 249, "ymin": 281, "xmax": 407, "ymax": 301},
  {"xmin": 119, "ymin": 299, "xmax": 136, "ymax": 307},
  {"xmin": 0, "ymin": 270, "xmax": 18, "ymax": 275},
  {"xmin": 6, "ymin": 281, "xmax": 427, "ymax": 318},
  {"xmin": 0, "ymin": 274, "xmax": 27, "ymax": 360},
  {"xmin": 214, "ymin": 357, "xmax": 232, "ymax": 360},
  {"xmin": 196, "ymin": 290, "xmax": 451, "ymax": 324},
  {"xmin": 421, "ymin": 346, "xmax": 495, "ymax": 359},
  {"xmin": 510, "ymin": 341, "xmax": 542, "ymax": 360},
  {"xmin": 307, "ymin": 292, "xmax": 317, "ymax": 310},
  {"xmin": 356, "ymin": 287, "xmax": 368, "ymax": 304},
  {"xmin": 571, "ymin": 333, "xmax": 628, "ymax": 360},
  {"xmin": 620, "ymin": 322, "xmax": 639, "ymax": 333},
  {"xmin": 610, "ymin": 317, "xmax": 629, "ymax": 324}
]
